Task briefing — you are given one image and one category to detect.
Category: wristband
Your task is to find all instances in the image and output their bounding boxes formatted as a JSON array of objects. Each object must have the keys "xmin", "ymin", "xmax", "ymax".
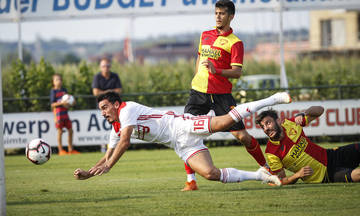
[{"xmin": 295, "ymin": 112, "xmax": 305, "ymax": 118}]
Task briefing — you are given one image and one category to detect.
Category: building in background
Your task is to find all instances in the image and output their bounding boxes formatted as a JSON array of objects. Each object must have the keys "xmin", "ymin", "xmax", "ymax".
[
  {"xmin": 246, "ymin": 41, "xmax": 309, "ymax": 63},
  {"xmin": 308, "ymin": 10, "xmax": 360, "ymax": 57}
]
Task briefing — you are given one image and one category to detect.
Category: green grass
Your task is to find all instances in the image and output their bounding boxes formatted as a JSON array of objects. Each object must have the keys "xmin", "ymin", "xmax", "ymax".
[{"xmin": 5, "ymin": 144, "xmax": 360, "ymax": 216}]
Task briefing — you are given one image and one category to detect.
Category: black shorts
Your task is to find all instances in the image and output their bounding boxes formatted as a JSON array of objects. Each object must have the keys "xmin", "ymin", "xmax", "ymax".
[
  {"xmin": 323, "ymin": 143, "xmax": 360, "ymax": 183},
  {"xmin": 184, "ymin": 89, "xmax": 245, "ymax": 131}
]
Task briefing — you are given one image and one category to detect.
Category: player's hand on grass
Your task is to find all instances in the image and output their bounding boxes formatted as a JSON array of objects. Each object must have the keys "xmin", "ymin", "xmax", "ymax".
[
  {"xmin": 297, "ymin": 166, "xmax": 313, "ymax": 178},
  {"xmin": 89, "ymin": 164, "xmax": 111, "ymax": 176},
  {"xmin": 202, "ymin": 59, "xmax": 216, "ymax": 74},
  {"xmin": 74, "ymin": 168, "xmax": 92, "ymax": 180}
]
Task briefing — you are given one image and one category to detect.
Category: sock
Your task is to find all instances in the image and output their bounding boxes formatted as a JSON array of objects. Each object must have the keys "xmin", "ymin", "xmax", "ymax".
[
  {"xmin": 220, "ymin": 168, "xmax": 258, "ymax": 183},
  {"xmin": 184, "ymin": 163, "xmax": 196, "ymax": 182},
  {"xmin": 245, "ymin": 137, "xmax": 266, "ymax": 166},
  {"xmin": 229, "ymin": 95, "xmax": 279, "ymax": 122}
]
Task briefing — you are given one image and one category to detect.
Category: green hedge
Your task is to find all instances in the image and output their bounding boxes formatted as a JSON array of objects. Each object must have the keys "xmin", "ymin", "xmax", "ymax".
[{"xmin": 2, "ymin": 57, "xmax": 360, "ymax": 113}]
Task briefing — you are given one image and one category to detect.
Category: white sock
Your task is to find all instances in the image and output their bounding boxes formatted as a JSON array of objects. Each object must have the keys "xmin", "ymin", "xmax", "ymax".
[
  {"xmin": 220, "ymin": 168, "xmax": 259, "ymax": 183},
  {"xmin": 229, "ymin": 95, "xmax": 278, "ymax": 122},
  {"xmin": 187, "ymin": 173, "xmax": 196, "ymax": 182}
]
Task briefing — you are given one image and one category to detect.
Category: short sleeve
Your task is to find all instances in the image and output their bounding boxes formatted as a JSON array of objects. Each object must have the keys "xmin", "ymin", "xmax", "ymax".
[
  {"xmin": 50, "ymin": 90, "xmax": 56, "ymax": 103},
  {"xmin": 230, "ymin": 41, "xmax": 244, "ymax": 67},
  {"xmin": 108, "ymin": 128, "xmax": 120, "ymax": 149},
  {"xmin": 120, "ymin": 106, "xmax": 138, "ymax": 130},
  {"xmin": 92, "ymin": 73, "xmax": 100, "ymax": 89},
  {"xmin": 266, "ymin": 153, "xmax": 284, "ymax": 173}
]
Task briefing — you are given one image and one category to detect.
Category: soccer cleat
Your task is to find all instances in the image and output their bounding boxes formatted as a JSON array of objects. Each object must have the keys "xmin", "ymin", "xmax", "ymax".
[
  {"xmin": 257, "ymin": 167, "xmax": 282, "ymax": 186},
  {"xmin": 58, "ymin": 150, "xmax": 68, "ymax": 156},
  {"xmin": 271, "ymin": 92, "xmax": 292, "ymax": 104},
  {"xmin": 68, "ymin": 150, "xmax": 81, "ymax": 155},
  {"xmin": 181, "ymin": 180, "xmax": 198, "ymax": 191}
]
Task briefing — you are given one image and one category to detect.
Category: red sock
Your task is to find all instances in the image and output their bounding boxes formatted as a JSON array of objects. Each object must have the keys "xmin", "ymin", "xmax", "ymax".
[
  {"xmin": 184, "ymin": 163, "xmax": 195, "ymax": 174},
  {"xmin": 245, "ymin": 137, "xmax": 266, "ymax": 166}
]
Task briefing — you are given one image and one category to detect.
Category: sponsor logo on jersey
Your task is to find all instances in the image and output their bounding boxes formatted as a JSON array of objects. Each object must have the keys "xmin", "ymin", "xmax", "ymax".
[
  {"xmin": 219, "ymin": 39, "xmax": 228, "ymax": 45},
  {"xmin": 289, "ymin": 128, "xmax": 297, "ymax": 136},
  {"xmin": 201, "ymin": 47, "xmax": 221, "ymax": 60},
  {"xmin": 290, "ymin": 137, "xmax": 308, "ymax": 159},
  {"xmin": 136, "ymin": 125, "xmax": 150, "ymax": 140}
]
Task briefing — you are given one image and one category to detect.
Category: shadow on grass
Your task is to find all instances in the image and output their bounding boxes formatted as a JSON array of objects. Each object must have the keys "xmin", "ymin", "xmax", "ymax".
[
  {"xmin": 227, "ymin": 182, "xmax": 357, "ymax": 192},
  {"xmin": 7, "ymin": 195, "xmax": 151, "ymax": 206}
]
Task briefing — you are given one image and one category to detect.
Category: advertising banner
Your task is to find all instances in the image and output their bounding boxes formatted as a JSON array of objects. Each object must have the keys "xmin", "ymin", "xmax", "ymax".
[
  {"xmin": 3, "ymin": 99, "xmax": 360, "ymax": 149},
  {"xmin": 1, "ymin": 0, "xmax": 359, "ymax": 22}
]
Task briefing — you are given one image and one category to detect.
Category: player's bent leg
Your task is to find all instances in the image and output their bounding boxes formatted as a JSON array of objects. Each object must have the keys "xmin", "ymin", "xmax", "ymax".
[
  {"xmin": 186, "ymin": 92, "xmax": 292, "ymax": 135},
  {"xmin": 351, "ymin": 168, "xmax": 360, "ymax": 182},
  {"xmin": 186, "ymin": 150, "xmax": 281, "ymax": 185},
  {"xmin": 208, "ymin": 114, "xmax": 235, "ymax": 133},
  {"xmin": 229, "ymin": 92, "xmax": 291, "ymax": 122},
  {"xmin": 186, "ymin": 150, "xmax": 220, "ymax": 181}
]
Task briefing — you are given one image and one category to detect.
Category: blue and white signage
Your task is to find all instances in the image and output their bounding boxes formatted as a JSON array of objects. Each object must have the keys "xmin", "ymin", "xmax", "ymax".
[
  {"xmin": 3, "ymin": 100, "xmax": 360, "ymax": 149},
  {"xmin": 0, "ymin": 0, "xmax": 359, "ymax": 22}
]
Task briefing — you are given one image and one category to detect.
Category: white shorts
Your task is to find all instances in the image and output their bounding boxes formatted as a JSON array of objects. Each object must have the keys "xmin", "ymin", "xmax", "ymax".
[{"xmin": 172, "ymin": 116, "xmax": 209, "ymax": 162}]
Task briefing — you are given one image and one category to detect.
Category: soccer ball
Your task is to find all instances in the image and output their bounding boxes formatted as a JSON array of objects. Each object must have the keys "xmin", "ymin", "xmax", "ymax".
[
  {"xmin": 25, "ymin": 138, "xmax": 51, "ymax": 165},
  {"xmin": 61, "ymin": 94, "xmax": 75, "ymax": 106}
]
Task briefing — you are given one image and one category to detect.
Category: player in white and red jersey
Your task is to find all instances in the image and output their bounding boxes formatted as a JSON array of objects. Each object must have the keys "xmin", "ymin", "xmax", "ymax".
[{"xmin": 74, "ymin": 91, "xmax": 292, "ymax": 187}]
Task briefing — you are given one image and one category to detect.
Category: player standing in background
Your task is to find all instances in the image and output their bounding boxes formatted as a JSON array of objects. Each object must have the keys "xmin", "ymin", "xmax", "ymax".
[
  {"xmin": 182, "ymin": 0, "xmax": 267, "ymax": 191},
  {"xmin": 256, "ymin": 106, "xmax": 360, "ymax": 184},
  {"xmin": 92, "ymin": 57, "xmax": 123, "ymax": 97},
  {"xmin": 50, "ymin": 74, "xmax": 80, "ymax": 155},
  {"xmin": 74, "ymin": 91, "xmax": 292, "ymax": 186},
  {"xmin": 92, "ymin": 57, "xmax": 123, "ymax": 152}
]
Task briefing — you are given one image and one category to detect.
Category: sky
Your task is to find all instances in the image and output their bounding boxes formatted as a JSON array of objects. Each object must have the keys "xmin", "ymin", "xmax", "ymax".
[{"xmin": 0, "ymin": 11, "xmax": 309, "ymax": 43}]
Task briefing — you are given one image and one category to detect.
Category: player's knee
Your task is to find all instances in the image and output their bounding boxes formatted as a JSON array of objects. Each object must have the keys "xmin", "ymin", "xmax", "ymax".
[{"xmin": 201, "ymin": 167, "xmax": 220, "ymax": 181}]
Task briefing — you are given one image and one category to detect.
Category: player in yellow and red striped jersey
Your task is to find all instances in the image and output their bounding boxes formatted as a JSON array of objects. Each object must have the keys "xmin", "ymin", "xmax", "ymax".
[
  {"xmin": 255, "ymin": 106, "xmax": 360, "ymax": 184},
  {"xmin": 182, "ymin": 0, "xmax": 268, "ymax": 191}
]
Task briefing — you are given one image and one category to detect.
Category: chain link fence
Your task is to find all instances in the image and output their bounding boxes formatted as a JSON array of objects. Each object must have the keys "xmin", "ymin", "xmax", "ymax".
[{"xmin": 3, "ymin": 84, "xmax": 360, "ymax": 113}]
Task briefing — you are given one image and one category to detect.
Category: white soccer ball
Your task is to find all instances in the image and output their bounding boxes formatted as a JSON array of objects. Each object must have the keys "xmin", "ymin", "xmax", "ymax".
[
  {"xmin": 25, "ymin": 138, "xmax": 52, "ymax": 165},
  {"xmin": 61, "ymin": 94, "xmax": 75, "ymax": 106}
]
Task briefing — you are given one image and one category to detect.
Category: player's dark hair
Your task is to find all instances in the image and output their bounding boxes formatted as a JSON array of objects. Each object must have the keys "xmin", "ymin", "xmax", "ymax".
[
  {"xmin": 255, "ymin": 109, "xmax": 279, "ymax": 126},
  {"xmin": 216, "ymin": 0, "xmax": 235, "ymax": 15},
  {"xmin": 97, "ymin": 92, "xmax": 122, "ymax": 105}
]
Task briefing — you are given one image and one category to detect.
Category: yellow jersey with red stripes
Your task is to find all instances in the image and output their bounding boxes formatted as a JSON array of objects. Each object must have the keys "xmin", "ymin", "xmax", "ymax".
[
  {"xmin": 191, "ymin": 28, "xmax": 244, "ymax": 94},
  {"xmin": 265, "ymin": 117, "xmax": 328, "ymax": 183}
]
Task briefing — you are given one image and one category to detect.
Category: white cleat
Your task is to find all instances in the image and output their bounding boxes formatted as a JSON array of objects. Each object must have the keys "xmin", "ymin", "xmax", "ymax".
[
  {"xmin": 271, "ymin": 92, "xmax": 292, "ymax": 104},
  {"xmin": 257, "ymin": 167, "xmax": 282, "ymax": 186}
]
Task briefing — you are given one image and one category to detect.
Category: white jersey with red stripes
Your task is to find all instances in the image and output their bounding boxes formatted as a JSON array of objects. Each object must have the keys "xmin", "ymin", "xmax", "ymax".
[{"xmin": 108, "ymin": 101, "xmax": 211, "ymax": 151}]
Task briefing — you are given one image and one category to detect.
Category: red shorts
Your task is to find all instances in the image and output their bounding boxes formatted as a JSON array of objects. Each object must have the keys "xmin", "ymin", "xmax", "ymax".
[{"xmin": 56, "ymin": 119, "xmax": 72, "ymax": 129}]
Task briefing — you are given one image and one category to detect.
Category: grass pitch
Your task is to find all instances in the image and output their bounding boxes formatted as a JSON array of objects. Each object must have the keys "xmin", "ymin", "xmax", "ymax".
[{"xmin": 5, "ymin": 144, "xmax": 360, "ymax": 216}]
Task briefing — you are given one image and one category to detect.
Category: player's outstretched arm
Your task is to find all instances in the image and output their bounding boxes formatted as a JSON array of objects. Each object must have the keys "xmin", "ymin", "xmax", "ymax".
[
  {"xmin": 73, "ymin": 148, "xmax": 113, "ymax": 180},
  {"xmin": 88, "ymin": 126, "xmax": 133, "ymax": 176},
  {"xmin": 278, "ymin": 166, "xmax": 314, "ymax": 185}
]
